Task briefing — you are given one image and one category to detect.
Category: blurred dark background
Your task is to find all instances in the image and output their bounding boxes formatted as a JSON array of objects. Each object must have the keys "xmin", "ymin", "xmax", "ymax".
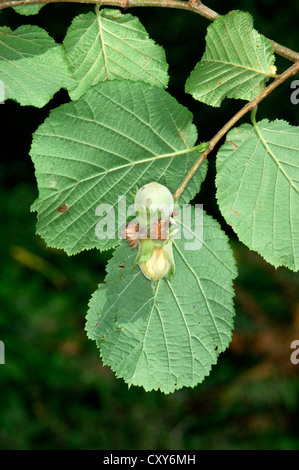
[{"xmin": 0, "ymin": 0, "xmax": 299, "ymax": 450}]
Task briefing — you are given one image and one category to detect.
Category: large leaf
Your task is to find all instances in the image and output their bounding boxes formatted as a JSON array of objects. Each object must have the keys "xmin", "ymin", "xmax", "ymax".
[
  {"xmin": 216, "ymin": 119, "xmax": 299, "ymax": 271},
  {"xmin": 185, "ymin": 10, "xmax": 276, "ymax": 107},
  {"xmin": 30, "ymin": 80, "xmax": 207, "ymax": 255},
  {"xmin": 86, "ymin": 208, "xmax": 237, "ymax": 393},
  {"xmin": 0, "ymin": 25, "xmax": 75, "ymax": 107},
  {"xmin": 63, "ymin": 9, "xmax": 169, "ymax": 100}
]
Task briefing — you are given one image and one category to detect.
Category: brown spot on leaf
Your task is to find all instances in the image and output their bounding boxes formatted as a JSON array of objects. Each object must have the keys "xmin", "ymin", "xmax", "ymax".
[
  {"xmin": 58, "ymin": 204, "xmax": 68, "ymax": 213},
  {"xmin": 227, "ymin": 140, "xmax": 238, "ymax": 149},
  {"xmin": 231, "ymin": 208, "xmax": 241, "ymax": 216}
]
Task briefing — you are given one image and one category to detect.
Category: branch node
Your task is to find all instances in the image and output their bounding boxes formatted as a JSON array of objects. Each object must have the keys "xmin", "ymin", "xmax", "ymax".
[{"xmin": 188, "ymin": 0, "xmax": 202, "ymax": 6}]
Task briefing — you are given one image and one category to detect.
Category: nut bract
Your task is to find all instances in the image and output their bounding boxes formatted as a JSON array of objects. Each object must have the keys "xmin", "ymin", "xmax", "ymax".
[
  {"xmin": 126, "ymin": 182, "xmax": 176, "ymax": 282},
  {"xmin": 138, "ymin": 239, "xmax": 175, "ymax": 282}
]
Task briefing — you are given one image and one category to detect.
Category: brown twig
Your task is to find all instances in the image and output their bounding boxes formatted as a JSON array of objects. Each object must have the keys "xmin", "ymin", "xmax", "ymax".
[
  {"xmin": 173, "ymin": 61, "xmax": 299, "ymax": 200},
  {"xmin": 1, "ymin": 0, "xmax": 298, "ymax": 200},
  {"xmin": 0, "ymin": 0, "xmax": 219, "ymax": 20},
  {"xmin": 1, "ymin": 0, "xmax": 298, "ymax": 62}
]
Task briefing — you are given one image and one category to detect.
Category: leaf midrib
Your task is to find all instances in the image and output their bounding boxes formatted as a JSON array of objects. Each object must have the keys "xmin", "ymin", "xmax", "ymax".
[
  {"xmin": 96, "ymin": 7, "xmax": 109, "ymax": 79},
  {"xmin": 253, "ymin": 123, "xmax": 299, "ymax": 193},
  {"xmin": 202, "ymin": 58, "xmax": 273, "ymax": 77}
]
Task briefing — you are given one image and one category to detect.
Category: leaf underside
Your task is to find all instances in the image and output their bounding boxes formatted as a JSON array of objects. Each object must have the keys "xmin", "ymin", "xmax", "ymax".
[
  {"xmin": 13, "ymin": 4, "xmax": 45, "ymax": 15},
  {"xmin": 63, "ymin": 9, "xmax": 169, "ymax": 100},
  {"xmin": 0, "ymin": 25, "xmax": 75, "ymax": 107},
  {"xmin": 216, "ymin": 119, "xmax": 299, "ymax": 271},
  {"xmin": 86, "ymin": 208, "xmax": 237, "ymax": 393},
  {"xmin": 185, "ymin": 10, "xmax": 275, "ymax": 107},
  {"xmin": 30, "ymin": 80, "xmax": 207, "ymax": 255}
]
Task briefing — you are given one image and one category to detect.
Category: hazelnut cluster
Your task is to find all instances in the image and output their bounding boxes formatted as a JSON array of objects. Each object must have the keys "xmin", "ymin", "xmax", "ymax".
[{"xmin": 124, "ymin": 182, "xmax": 177, "ymax": 282}]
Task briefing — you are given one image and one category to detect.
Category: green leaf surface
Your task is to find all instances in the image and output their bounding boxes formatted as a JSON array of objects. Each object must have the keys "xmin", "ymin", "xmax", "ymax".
[
  {"xmin": 86, "ymin": 208, "xmax": 237, "ymax": 393},
  {"xmin": 63, "ymin": 9, "xmax": 169, "ymax": 100},
  {"xmin": 13, "ymin": 4, "xmax": 45, "ymax": 15},
  {"xmin": 185, "ymin": 10, "xmax": 275, "ymax": 107},
  {"xmin": 216, "ymin": 119, "xmax": 299, "ymax": 271},
  {"xmin": 30, "ymin": 80, "xmax": 207, "ymax": 255},
  {"xmin": 0, "ymin": 25, "xmax": 75, "ymax": 107}
]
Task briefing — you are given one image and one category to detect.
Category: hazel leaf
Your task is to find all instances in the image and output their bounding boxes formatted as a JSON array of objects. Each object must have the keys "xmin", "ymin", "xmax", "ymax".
[
  {"xmin": 30, "ymin": 80, "xmax": 207, "ymax": 255},
  {"xmin": 216, "ymin": 119, "xmax": 299, "ymax": 271},
  {"xmin": 0, "ymin": 25, "xmax": 75, "ymax": 107},
  {"xmin": 63, "ymin": 9, "xmax": 169, "ymax": 100},
  {"xmin": 86, "ymin": 208, "xmax": 237, "ymax": 393},
  {"xmin": 185, "ymin": 10, "xmax": 276, "ymax": 107}
]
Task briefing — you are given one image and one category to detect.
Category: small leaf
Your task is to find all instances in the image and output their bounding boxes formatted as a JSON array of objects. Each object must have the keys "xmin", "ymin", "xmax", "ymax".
[
  {"xmin": 216, "ymin": 119, "xmax": 299, "ymax": 271},
  {"xmin": 63, "ymin": 9, "xmax": 169, "ymax": 100},
  {"xmin": 86, "ymin": 208, "xmax": 237, "ymax": 393},
  {"xmin": 13, "ymin": 4, "xmax": 45, "ymax": 15},
  {"xmin": 30, "ymin": 80, "xmax": 207, "ymax": 255},
  {"xmin": 0, "ymin": 25, "xmax": 75, "ymax": 107},
  {"xmin": 185, "ymin": 10, "xmax": 275, "ymax": 107}
]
